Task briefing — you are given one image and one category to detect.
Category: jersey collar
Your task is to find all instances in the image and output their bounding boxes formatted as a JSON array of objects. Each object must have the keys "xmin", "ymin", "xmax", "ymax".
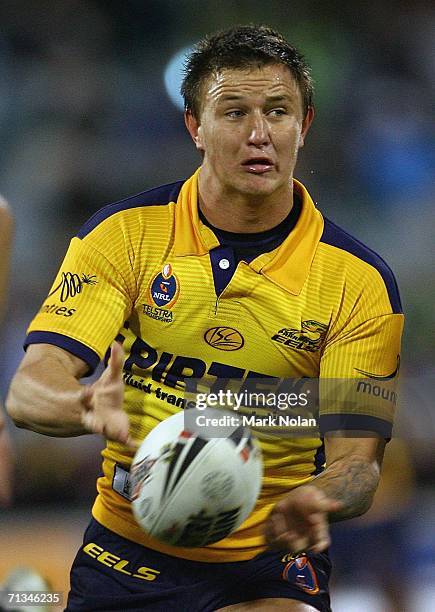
[{"xmin": 173, "ymin": 167, "xmax": 324, "ymax": 296}]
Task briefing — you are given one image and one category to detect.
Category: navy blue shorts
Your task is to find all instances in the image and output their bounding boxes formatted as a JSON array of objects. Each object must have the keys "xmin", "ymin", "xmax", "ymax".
[{"xmin": 66, "ymin": 518, "xmax": 331, "ymax": 611}]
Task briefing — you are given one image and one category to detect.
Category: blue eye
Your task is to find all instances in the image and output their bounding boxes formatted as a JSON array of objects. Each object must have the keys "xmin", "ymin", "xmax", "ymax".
[
  {"xmin": 226, "ymin": 110, "xmax": 245, "ymax": 118},
  {"xmin": 269, "ymin": 108, "xmax": 287, "ymax": 116}
]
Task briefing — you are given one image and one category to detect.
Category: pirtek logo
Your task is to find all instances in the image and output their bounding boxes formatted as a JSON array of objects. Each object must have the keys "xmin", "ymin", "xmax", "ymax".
[
  {"xmin": 204, "ymin": 327, "xmax": 244, "ymax": 351},
  {"xmin": 119, "ymin": 335, "xmax": 263, "ymax": 390}
]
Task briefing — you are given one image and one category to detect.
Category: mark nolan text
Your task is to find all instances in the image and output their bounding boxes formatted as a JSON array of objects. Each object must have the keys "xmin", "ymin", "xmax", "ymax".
[{"xmin": 196, "ymin": 414, "xmax": 317, "ymax": 428}]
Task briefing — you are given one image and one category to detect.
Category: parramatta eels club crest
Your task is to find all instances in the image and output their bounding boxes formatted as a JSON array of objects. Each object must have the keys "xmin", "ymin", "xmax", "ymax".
[{"xmin": 148, "ymin": 264, "xmax": 179, "ymax": 309}]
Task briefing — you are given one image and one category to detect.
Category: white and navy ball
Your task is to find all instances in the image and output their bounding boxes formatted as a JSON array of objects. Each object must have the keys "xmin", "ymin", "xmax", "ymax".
[{"xmin": 130, "ymin": 409, "xmax": 263, "ymax": 547}]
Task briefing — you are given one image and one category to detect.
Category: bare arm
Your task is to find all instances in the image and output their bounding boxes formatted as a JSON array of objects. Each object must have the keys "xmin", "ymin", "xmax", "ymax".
[
  {"xmin": 310, "ymin": 435, "xmax": 385, "ymax": 521},
  {"xmin": 6, "ymin": 342, "xmax": 135, "ymax": 446},
  {"xmin": 265, "ymin": 435, "xmax": 386, "ymax": 553},
  {"xmin": 7, "ymin": 344, "xmax": 89, "ymax": 436}
]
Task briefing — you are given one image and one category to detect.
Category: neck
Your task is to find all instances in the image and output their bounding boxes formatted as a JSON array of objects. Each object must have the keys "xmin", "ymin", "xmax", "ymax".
[{"xmin": 197, "ymin": 168, "xmax": 294, "ymax": 233}]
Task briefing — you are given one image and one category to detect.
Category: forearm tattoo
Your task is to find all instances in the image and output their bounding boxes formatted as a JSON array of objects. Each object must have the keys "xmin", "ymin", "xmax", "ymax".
[{"xmin": 311, "ymin": 456, "xmax": 380, "ymax": 522}]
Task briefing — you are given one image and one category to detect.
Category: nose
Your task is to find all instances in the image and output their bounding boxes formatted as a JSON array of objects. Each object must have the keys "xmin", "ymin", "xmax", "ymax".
[{"xmin": 247, "ymin": 112, "xmax": 270, "ymax": 147}]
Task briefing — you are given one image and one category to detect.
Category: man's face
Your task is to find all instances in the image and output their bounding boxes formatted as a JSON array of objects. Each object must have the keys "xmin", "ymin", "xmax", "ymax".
[{"xmin": 186, "ymin": 64, "xmax": 313, "ymax": 199}]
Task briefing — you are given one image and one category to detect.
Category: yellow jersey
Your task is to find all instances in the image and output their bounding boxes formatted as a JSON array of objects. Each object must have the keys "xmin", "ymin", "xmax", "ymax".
[{"xmin": 26, "ymin": 169, "xmax": 403, "ymax": 561}]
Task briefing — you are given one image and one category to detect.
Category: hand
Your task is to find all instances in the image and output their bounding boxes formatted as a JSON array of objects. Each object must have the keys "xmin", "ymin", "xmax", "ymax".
[
  {"xmin": 264, "ymin": 484, "xmax": 342, "ymax": 554},
  {"xmin": 81, "ymin": 341, "xmax": 137, "ymax": 449}
]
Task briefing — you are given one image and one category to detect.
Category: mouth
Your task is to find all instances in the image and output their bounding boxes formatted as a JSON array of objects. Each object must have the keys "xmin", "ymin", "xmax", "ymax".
[{"xmin": 241, "ymin": 157, "xmax": 275, "ymax": 174}]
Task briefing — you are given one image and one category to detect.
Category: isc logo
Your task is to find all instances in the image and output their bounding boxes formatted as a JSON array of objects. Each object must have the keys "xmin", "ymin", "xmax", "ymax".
[{"xmin": 204, "ymin": 327, "xmax": 244, "ymax": 351}]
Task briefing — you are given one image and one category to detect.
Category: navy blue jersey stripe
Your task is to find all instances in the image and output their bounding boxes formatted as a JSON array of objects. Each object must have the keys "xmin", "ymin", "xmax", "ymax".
[
  {"xmin": 321, "ymin": 217, "xmax": 402, "ymax": 314},
  {"xmin": 25, "ymin": 331, "xmax": 100, "ymax": 375},
  {"xmin": 77, "ymin": 180, "xmax": 185, "ymax": 239},
  {"xmin": 319, "ymin": 413, "xmax": 392, "ymax": 437}
]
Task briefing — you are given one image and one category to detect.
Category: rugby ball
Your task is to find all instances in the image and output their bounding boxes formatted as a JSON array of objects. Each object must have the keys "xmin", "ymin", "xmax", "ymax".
[{"xmin": 130, "ymin": 408, "xmax": 263, "ymax": 547}]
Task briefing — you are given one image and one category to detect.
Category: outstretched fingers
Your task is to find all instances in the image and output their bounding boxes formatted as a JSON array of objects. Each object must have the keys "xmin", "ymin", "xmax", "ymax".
[
  {"xmin": 105, "ymin": 341, "xmax": 124, "ymax": 382},
  {"xmin": 80, "ymin": 342, "xmax": 138, "ymax": 449},
  {"xmin": 265, "ymin": 486, "xmax": 343, "ymax": 553}
]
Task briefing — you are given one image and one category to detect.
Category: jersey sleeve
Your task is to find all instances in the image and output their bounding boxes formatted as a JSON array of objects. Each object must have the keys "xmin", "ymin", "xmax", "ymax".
[
  {"xmin": 25, "ymin": 222, "xmax": 136, "ymax": 374},
  {"xmin": 319, "ymin": 267, "xmax": 404, "ymax": 437}
]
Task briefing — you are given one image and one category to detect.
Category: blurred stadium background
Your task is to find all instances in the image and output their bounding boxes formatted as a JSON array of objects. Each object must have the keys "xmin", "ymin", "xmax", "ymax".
[{"xmin": 0, "ymin": 1, "xmax": 434, "ymax": 610}]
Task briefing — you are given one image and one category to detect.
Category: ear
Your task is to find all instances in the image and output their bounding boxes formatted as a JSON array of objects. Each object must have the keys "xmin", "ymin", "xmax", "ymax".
[
  {"xmin": 298, "ymin": 106, "xmax": 315, "ymax": 149},
  {"xmin": 184, "ymin": 110, "xmax": 204, "ymax": 151}
]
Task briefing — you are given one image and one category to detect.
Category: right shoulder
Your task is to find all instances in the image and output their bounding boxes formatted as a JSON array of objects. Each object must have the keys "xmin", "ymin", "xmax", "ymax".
[{"xmin": 76, "ymin": 180, "xmax": 185, "ymax": 240}]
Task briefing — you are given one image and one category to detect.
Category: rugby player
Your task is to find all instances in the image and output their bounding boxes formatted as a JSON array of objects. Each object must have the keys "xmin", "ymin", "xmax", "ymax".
[{"xmin": 7, "ymin": 26, "xmax": 403, "ymax": 611}]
